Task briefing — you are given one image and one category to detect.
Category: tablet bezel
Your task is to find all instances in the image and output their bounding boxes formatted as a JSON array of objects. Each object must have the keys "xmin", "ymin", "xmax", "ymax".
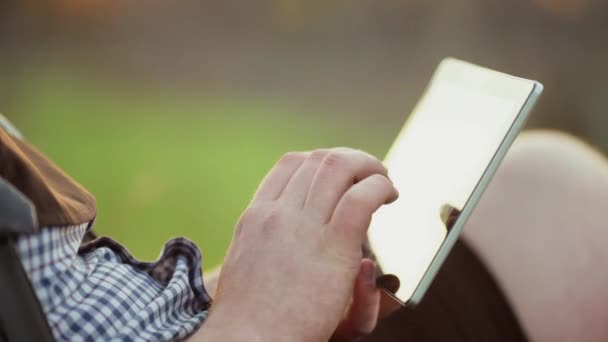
[{"xmin": 373, "ymin": 58, "xmax": 543, "ymax": 306}]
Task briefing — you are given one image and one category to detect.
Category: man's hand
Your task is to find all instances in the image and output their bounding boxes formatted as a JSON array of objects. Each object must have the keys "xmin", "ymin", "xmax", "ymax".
[
  {"xmin": 194, "ymin": 148, "xmax": 398, "ymax": 342},
  {"xmin": 330, "ymin": 258, "xmax": 381, "ymax": 342}
]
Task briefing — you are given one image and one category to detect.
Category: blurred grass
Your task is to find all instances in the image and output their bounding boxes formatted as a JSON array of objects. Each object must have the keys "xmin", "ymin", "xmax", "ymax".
[{"xmin": 8, "ymin": 70, "xmax": 397, "ymax": 268}]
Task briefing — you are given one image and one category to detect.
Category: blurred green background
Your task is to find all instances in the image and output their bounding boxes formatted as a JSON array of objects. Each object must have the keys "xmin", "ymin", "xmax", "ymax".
[
  {"xmin": 2, "ymin": 0, "xmax": 607, "ymax": 268},
  {"xmin": 5, "ymin": 67, "xmax": 397, "ymax": 266}
]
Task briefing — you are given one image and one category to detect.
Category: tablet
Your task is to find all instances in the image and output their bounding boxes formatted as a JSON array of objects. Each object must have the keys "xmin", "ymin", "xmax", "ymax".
[{"xmin": 368, "ymin": 58, "xmax": 543, "ymax": 306}]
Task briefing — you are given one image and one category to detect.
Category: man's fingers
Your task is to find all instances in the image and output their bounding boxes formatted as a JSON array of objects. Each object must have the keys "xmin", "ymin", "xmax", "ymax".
[
  {"xmin": 348, "ymin": 259, "xmax": 381, "ymax": 334},
  {"xmin": 280, "ymin": 149, "xmax": 330, "ymax": 206},
  {"xmin": 254, "ymin": 152, "xmax": 308, "ymax": 201},
  {"xmin": 331, "ymin": 259, "xmax": 380, "ymax": 342},
  {"xmin": 305, "ymin": 150, "xmax": 388, "ymax": 222},
  {"xmin": 330, "ymin": 174, "xmax": 398, "ymax": 245}
]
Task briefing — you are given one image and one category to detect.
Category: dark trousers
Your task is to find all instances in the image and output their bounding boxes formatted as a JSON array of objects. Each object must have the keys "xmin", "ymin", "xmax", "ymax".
[{"xmin": 363, "ymin": 240, "xmax": 528, "ymax": 341}]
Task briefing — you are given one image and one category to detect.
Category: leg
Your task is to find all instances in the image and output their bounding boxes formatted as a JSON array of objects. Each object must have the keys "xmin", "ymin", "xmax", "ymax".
[
  {"xmin": 366, "ymin": 238, "xmax": 527, "ymax": 342},
  {"xmin": 463, "ymin": 130, "xmax": 608, "ymax": 342}
]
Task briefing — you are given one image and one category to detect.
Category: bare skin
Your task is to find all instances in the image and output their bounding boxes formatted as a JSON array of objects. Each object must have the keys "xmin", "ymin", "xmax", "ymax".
[
  {"xmin": 197, "ymin": 130, "xmax": 608, "ymax": 342},
  {"xmin": 464, "ymin": 130, "xmax": 608, "ymax": 342},
  {"xmin": 192, "ymin": 148, "xmax": 398, "ymax": 342}
]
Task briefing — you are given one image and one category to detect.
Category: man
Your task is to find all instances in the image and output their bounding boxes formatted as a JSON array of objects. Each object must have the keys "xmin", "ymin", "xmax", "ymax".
[
  {"xmin": 2, "ymin": 118, "xmax": 395, "ymax": 341},
  {"xmin": 2, "ymin": 114, "xmax": 608, "ymax": 341}
]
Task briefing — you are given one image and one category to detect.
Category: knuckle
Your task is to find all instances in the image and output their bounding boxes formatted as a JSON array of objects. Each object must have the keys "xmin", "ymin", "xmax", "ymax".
[
  {"xmin": 347, "ymin": 149, "xmax": 369, "ymax": 159},
  {"xmin": 239, "ymin": 207, "xmax": 258, "ymax": 224},
  {"xmin": 260, "ymin": 207, "xmax": 283, "ymax": 234},
  {"xmin": 235, "ymin": 206, "xmax": 262, "ymax": 235},
  {"xmin": 235, "ymin": 212, "xmax": 251, "ymax": 237},
  {"xmin": 309, "ymin": 149, "xmax": 329, "ymax": 161},
  {"xmin": 370, "ymin": 173, "xmax": 392, "ymax": 188},
  {"xmin": 354, "ymin": 149, "xmax": 380, "ymax": 161},
  {"xmin": 358, "ymin": 152, "xmax": 387, "ymax": 173},
  {"xmin": 278, "ymin": 151, "xmax": 305, "ymax": 165},
  {"xmin": 236, "ymin": 205, "xmax": 284, "ymax": 236},
  {"xmin": 321, "ymin": 151, "xmax": 345, "ymax": 168},
  {"xmin": 369, "ymin": 174, "xmax": 395, "ymax": 197}
]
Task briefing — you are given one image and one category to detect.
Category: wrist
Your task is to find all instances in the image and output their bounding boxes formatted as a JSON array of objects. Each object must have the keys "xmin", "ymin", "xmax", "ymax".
[{"xmin": 193, "ymin": 304, "xmax": 307, "ymax": 342}]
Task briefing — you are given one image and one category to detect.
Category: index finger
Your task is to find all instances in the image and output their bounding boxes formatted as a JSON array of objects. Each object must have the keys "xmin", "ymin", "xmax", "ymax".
[
  {"xmin": 329, "ymin": 174, "xmax": 398, "ymax": 248},
  {"xmin": 305, "ymin": 149, "xmax": 388, "ymax": 222}
]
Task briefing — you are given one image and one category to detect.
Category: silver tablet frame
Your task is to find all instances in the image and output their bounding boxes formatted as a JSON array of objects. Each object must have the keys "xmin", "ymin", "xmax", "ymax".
[{"xmin": 379, "ymin": 58, "xmax": 544, "ymax": 306}]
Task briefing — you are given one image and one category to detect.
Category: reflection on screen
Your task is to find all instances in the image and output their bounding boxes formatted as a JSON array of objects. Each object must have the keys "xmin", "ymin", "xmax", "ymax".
[{"xmin": 368, "ymin": 59, "xmax": 537, "ymax": 303}]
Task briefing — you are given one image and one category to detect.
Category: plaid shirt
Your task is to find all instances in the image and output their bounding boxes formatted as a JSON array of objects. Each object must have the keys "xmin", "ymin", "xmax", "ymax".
[
  {"xmin": 0, "ymin": 117, "xmax": 211, "ymax": 341},
  {"xmin": 15, "ymin": 222, "xmax": 211, "ymax": 341}
]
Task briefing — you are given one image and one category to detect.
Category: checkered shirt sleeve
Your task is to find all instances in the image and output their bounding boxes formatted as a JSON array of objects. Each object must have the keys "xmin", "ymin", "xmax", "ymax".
[{"xmin": 15, "ymin": 223, "xmax": 211, "ymax": 341}]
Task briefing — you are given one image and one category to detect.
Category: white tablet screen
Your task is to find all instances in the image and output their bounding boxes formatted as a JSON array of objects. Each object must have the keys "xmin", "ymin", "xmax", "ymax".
[{"xmin": 368, "ymin": 58, "xmax": 541, "ymax": 303}]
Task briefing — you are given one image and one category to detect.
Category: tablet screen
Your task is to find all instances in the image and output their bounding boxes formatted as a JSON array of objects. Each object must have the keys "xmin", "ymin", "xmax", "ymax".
[{"xmin": 368, "ymin": 58, "xmax": 542, "ymax": 304}]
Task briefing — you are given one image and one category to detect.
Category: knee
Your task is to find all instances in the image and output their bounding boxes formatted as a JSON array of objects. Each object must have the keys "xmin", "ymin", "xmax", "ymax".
[
  {"xmin": 477, "ymin": 129, "xmax": 608, "ymax": 234},
  {"xmin": 503, "ymin": 130, "xmax": 608, "ymax": 190},
  {"xmin": 464, "ymin": 132, "xmax": 608, "ymax": 342}
]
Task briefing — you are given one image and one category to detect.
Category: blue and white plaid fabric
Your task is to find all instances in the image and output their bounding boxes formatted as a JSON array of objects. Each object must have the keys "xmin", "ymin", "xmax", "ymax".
[{"xmin": 15, "ymin": 223, "xmax": 211, "ymax": 341}]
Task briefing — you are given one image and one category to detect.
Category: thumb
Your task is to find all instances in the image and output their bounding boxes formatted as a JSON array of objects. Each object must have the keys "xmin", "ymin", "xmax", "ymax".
[{"xmin": 331, "ymin": 259, "xmax": 380, "ymax": 341}]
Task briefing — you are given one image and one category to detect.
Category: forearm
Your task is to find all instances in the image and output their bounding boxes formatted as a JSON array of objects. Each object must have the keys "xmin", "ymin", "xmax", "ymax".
[
  {"xmin": 190, "ymin": 307, "xmax": 308, "ymax": 342},
  {"xmin": 190, "ymin": 318, "xmax": 263, "ymax": 342},
  {"xmin": 198, "ymin": 266, "xmax": 304, "ymax": 341}
]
